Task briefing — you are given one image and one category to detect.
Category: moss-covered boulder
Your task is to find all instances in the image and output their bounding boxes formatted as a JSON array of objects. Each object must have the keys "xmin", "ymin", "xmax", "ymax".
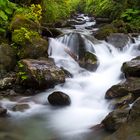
[
  {"xmin": 102, "ymin": 109, "xmax": 129, "ymax": 132},
  {"xmin": 17, "ymin": 59, "xmax": 66, "ymax": 89},
  {"xmin": 48, "ymin": 91, "xmax": 71, "ymax": 106},
  {"xmin": 110, "ymin": 93, "xmax": 134, "ymax": 109},
  {"xmin": 12, "ymin": 27, "xmax": 48, "ymax": 59},
  {"xmin": 79, "ymin": 51, "xmax": 99, "ymax": 71},
  {"xmin": 121, "ymin": 58, "xmax": 140, "ymax": 78},
  {"xmin": 106, "ymin": 33, "xmax": 130, "ymax": 49},
  {"xmin": 94, "ymin": 24, "xmax": 118, "ymax": 40},
  {"xmin": 129, "ymin": 97, "xmax": 140, "ymax": 121},
  {"xmin": 104, "ymin": 98, "xmax": 140, "ymax": 140},
  {"xmin": 0, "ymin": 43, "xmax": 16, "ymax": 76},
  {"xmin": 105, "ymin": 77, "xmax": 140, "ymax": 99},
  {"xmin": 10, "ymin": 14, "xmax": 39, "ymax": 31}
]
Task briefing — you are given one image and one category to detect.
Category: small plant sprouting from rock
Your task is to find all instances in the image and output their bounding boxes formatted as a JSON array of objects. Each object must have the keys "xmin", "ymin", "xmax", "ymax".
[{"xmin": 17, "ymin": 61, "xmax": 28, "ymax": 81}]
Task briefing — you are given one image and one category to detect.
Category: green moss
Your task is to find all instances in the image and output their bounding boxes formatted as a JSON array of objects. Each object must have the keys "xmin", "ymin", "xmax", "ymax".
[
  {"xmin": 95, "ymin": 24, "xmax": 118, "ymax": 40},
  {"xmin": 12, "ymin": 27, "xmax": 40, "ymax": 45}
]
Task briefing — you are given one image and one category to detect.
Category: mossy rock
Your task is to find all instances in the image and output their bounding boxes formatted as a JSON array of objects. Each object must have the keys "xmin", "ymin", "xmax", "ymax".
[
  {"xmin": 79, "ymin": 51, "xmax": 99, "ymax": 71},
  {"xmin": 0, "ymin": 43, "xmax": 16, "ymax": 76},
  {"xmin": 121, "ymin": 58, "xmax": 140, "ymax": 78},
  {"xmin": 105, "ymin": 77, "xmax": 140, "ymax": 99},
  {"xmin": 12, "ymin": 27, "xmax": 48, "ymax": 59},
  {"xmin": 10, "ymin": 14, "xmax": 39, "ymax": 31},
  {"xmin": 95, "ymin": 24, "xmax": 118, "ymax": 40},
  {"xmin": 17, "ymin": 59, "xmax": 66, "ymax": 89}
]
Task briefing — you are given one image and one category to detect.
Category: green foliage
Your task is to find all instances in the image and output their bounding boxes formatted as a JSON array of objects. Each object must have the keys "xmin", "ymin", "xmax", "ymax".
[
  {"xmin": 42, "ymin": 0, "xmax": 80, "ymax": 23},
  {"xmin": 17, "ymin": 61, "xmax": 28, "ymax": 81},
  {"xmin": 121, "ymin": 9, "xmax": 140, "ymax": 22},
  {"xmin": 0, "ymin": 0, "xmax": 16, "ymax": 34},
  {"xmin": 15, "ymin": 4, "xmax": 42, "ymax": 23},
  {"xmin": 12, "ymin": 27, "xmax": 40, "ymax": 45},
  {"xmin": 120, "ymin": 9, "xmax": 140, "ymax": 32}
]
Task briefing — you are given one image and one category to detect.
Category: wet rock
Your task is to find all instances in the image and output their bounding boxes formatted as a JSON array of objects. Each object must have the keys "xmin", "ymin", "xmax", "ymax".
[
  {"xmin": 10, "ymin": 14, "xmax": 39, "ymax": 31},
  {"xmin": 48, "ymin": 91, "xmax": 71, "ymax": 106},
  {"xmin": 96, "ymin": 18, "xmax": 111, "ymax": 24},
  {"xmin": 121, "ymin": 58, "xmax": 140, "ymax": 78},
  {"xmin": 17, "ymin": 59, "xmax": 66, "ymax": 89},
  {"xmin": 110, "ymin": 93, "xmax": 134, "ymax": 109},
  {"xmin": 105, "ymin": 77, "xmax": 140, "ymax": 99},
  {"xmin": 0, "ymin": 106, "xmax": 7, "ymax": 116},
  {"xmin": 12, "ymin": 29, "xmax": 48, "ymax": 59},
  {"xmin": 106, "ymin": 33, "xmax": 130, "ymax": 49},
  {"xmin": 102, "ymin": 109, "xmax": 129, "ymax": 132},
  {"xmin": 0, "ymin": 76, "xmax": 16, "ymax": 90},
  {"xmin": 129, "ymin": 97, "xmax": 140, "ymax": 121},
  {"xmin": 67, "ymin": 19, "xmax": 86, "ymax": 25},
  {"xmin": 94, "ymin": 24, "xmax": 117, "ymax": 40},
  {"xmin": 79, "ymin": 51, "xmax": 99, "ymax": 71},
  {"xmin": 0, "ymin": 43, "xmax": 16, "ymax": 76},
  {"xmin": 41, "ymin": 27, "xmax": 63, "ymax": 38},
  {"xmin": 12, "ymin": 104, "xmax": 30, "ymax": 112}
]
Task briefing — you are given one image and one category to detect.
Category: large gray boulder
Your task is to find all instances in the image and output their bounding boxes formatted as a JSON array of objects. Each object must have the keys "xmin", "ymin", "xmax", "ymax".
[
  {"xmin": 17, "ymin": 59, "xmax": 67, "ymax": 89},
  {"xmin": 106, "ymin": 33, "xmax": 130, "ymax": 49}
]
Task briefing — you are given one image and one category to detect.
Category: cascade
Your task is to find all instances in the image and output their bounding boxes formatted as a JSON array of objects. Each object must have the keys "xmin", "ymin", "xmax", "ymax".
[{"xmin": 0, "ymin": 14, "xmax": 140, "ymax": 140}]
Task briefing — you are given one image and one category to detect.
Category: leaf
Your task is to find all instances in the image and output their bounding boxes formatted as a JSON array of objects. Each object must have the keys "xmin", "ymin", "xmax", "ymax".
[
  {"xmin": 0, "ymin": 10, "xmax": 8, "ymax": 21},
  {"xmin": 5, "ymin": 7, "xmax": 13, "ymax": 15},
  {"xmin": 0, "ymin": 27, "xmax": 6, "ymax": 33}
]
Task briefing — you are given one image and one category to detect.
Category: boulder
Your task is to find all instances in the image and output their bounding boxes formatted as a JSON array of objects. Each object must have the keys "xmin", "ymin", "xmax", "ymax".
[
  {"xmin": 0, "ymin": 73, "xmax": 16, "ymax": 89},
  {"xmin": 12, "ymin": 104, "xmax": 30, "ymax": 112},
  {"xmin": 110, "ymin": 93, "xmax": 134, "ymax": 109},
  {"xmin": 0, "ymin": 43, "xmax": 16, "ymax": 76},
  {"xmin": 10, "ymin": 14, "xmax": 39, "ymax": 31},
  {"xmin": 102, "ymin": 109, "xmax": 129, "ymax": 132},
  {"xmin": 105, "ymin": 77, "xmax": 140, "ymax": 99},
  {"xmin": 17, "ymin": 59, "xmax": 66, "ymax": 89},
  {"xmin": 106, "ymin": 33, "xmax": 130, "ymax": 49},
  {"xmin": 104, "ymin": 97, "xmax": 140, "ymax": 140},
  {"xmin": 79, "ymin": 51, "xmax": 99, "ymax": 71},
  {"xmin": 0, "ymin": 106, "xmax": 7, "ymax": 116},
  {"xmin": 121, "ymin": 58, "xmax": 140, "ymax": 78},
  {"xmin": 129, "ymin": 97, "xmax": 140, "ymax": 121},
  {"xmin": 12, "ymin": 28, "xmax": 48, "ymax": 59},
  {"xmin": 94, "ymin": 24, "xmax": 118, "ymax": 40},
  {"xmin": 48, "ymin": 91, "xmax": 71, "ymax": 106}
]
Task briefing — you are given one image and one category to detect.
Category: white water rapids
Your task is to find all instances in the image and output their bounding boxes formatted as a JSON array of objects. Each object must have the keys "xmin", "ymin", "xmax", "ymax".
[{"xmin": 0, "ymin": 33, "xmax": 140, "ymax": 139}]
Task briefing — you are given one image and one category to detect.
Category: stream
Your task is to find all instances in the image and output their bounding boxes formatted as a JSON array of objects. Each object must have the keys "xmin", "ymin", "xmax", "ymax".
[{"xmin": 0, "ymin": 14, "xmax": 140, "ymax": 140}]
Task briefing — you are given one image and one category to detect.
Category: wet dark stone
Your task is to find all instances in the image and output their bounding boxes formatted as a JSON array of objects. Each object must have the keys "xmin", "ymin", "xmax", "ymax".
[{"xmin": 48, "ymin": 91, "xmax": 71, "ymax": 106}]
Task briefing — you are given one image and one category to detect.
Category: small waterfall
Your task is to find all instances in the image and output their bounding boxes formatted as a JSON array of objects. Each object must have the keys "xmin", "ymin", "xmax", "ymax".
[
  {"xmin": 44, "ymin": 33, "xmax": 140, "ymax": 137},
  {"xmin": 0, "ymin": 13, "xmax": 140, "ymax": 140}
]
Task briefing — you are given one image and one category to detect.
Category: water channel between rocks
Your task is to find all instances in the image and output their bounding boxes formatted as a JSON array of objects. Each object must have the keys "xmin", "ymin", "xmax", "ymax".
[{"xmin": 0, "ymin": 14, "xmax": 140, "ymax": 140}]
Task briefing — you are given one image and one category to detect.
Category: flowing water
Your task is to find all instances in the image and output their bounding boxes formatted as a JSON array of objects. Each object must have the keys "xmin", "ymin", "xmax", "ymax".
[{"xmin": 0, "ymin": 15, "xmax": 140, "ymax": 140}]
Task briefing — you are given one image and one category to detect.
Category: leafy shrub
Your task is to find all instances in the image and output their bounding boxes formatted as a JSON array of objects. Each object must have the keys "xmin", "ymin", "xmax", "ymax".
[
  {"xmin": 15, "ymin": 4, "xmax": 42, "ymax": 23},
  {"xmin": 0, "ymin": 0, "xmax": 16, "ymax": 34}
]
